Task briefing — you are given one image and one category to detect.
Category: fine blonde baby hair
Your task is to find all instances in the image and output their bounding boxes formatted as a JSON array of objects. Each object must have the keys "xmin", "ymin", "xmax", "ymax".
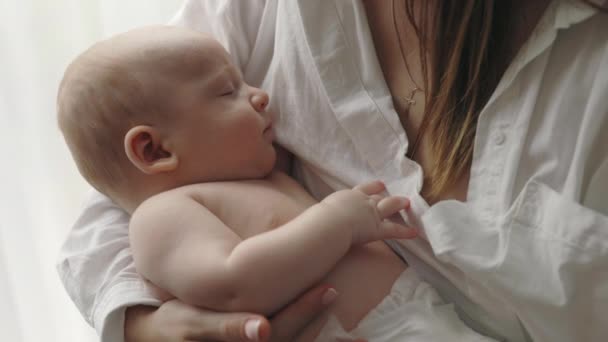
[{"xmin": 57, "ymin": 29, "xmax": 172, "ymax": 196}]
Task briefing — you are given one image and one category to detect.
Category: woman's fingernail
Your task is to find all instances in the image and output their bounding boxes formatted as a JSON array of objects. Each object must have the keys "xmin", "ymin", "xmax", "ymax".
[
  {"xmin": 245, "ymin": 319, "xmax": 260, "ymax": 341},
  {"xmin": 321, "ymin": 288, "xmax": 339, "ymax": 305}
]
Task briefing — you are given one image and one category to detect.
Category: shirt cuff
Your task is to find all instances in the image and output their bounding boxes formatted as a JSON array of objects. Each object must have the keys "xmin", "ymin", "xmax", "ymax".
[{"xmin": 94, "ymin": 280, "xmax": 162, "ymax": 342}]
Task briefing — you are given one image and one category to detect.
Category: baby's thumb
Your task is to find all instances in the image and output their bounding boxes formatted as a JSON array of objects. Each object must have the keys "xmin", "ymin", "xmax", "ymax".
[
  {"xmin": 376, "ymin": 197, "xmax": 410, "ymax": 219},
  {"xmin": 379, "ymin": 220, "xmax": 418, "ymax": 240}
]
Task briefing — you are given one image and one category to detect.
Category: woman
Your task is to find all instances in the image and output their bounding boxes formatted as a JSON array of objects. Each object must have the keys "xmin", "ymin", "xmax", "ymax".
[{"xmin": 57, "ymin": 0, "xmax": 608, "ymax": 341}]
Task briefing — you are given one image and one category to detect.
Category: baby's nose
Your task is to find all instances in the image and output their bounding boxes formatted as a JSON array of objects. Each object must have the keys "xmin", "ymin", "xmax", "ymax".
[{"xmin": 251, "ymin": 88, "xmax": 269, "ymax": 112}]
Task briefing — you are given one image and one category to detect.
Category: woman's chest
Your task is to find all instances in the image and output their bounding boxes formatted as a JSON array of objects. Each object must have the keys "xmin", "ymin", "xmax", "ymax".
[
  {"xmin": 363, "ymin": 0, "xmax": 472, "ymax": 203},
  {"xmin": 261, "ymin": 0, "xmax": 604, "ymax": 207}
]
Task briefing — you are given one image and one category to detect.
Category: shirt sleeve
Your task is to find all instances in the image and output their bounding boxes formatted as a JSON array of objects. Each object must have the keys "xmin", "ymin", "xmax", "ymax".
[
  {"xmin": 56, "ymin": 1, "xmax": 268, "ymax": 341},
  {"xmin": 423, "ymin": 164, "xmax": 608, "ymax": 342},
  {"xmin": 56, "ymin": 190, "xmax": 161, "ymax": 342}
]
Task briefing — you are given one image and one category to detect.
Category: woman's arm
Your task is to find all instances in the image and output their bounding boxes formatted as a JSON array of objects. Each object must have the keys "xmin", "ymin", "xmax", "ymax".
[
  {"xmin": 56, "ymin": 190, "xmax": 161, "ymax": 342},
  {"xmin": 124, "ymin": 285, "xmax": 339, "ymax": 342}
]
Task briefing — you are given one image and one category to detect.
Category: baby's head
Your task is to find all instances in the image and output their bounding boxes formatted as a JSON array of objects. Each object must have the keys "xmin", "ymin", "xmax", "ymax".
[{"xmin": 58, "ymin": 26, "xmax": 275, "ymax": 211}]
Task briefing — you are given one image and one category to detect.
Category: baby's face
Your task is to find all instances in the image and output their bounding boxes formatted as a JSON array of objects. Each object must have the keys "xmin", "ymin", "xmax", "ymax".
[{"xmin": 167, "ymin": 35, "xmax": 276, "ymax": 182}]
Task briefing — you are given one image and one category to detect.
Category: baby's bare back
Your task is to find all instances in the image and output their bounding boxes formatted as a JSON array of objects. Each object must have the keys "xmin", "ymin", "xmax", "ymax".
[{"xmin": 186, "ymin": 171, "xmax": 407, "ymax": 337}]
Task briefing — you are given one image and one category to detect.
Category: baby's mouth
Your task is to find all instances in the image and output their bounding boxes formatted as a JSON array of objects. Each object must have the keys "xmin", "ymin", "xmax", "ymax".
[{"xmin": 263, "ymin": 122, "xmax": 274, "ymax": 140}]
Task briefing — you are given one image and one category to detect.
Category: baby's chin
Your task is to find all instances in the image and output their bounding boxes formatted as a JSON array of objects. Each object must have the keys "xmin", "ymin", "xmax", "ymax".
[
  {"xmin": 209, "ymin": 153, "xmax": 277, "ymax": 182},
  {"xmin": 253, "ymin": 152, "xmax": 277, "ymax": 179}
]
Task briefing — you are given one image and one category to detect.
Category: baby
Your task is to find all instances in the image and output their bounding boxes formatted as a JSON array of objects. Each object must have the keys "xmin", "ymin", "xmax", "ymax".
[{"xmin": 57, "ymin": 26, "xmax": 494, "ymax": 341}]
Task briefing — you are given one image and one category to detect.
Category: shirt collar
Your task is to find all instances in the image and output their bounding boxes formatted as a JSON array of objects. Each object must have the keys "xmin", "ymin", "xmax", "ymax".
[
  {"xmin": 481, "ymin": 0, "xmax": 597, "ymax": 116},
  {"xmin": 553, "ymin": 0, "xmax": 597, "ymax": 30}
]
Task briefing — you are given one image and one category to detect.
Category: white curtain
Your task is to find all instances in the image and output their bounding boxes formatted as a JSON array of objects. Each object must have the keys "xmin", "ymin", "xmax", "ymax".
[{"xmin": 0, "ymin": 1, "xmax": 183, "ymax": 340}]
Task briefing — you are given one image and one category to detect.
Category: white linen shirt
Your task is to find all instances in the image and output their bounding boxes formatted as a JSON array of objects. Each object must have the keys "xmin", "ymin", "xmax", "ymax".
[{"xmin": 56, "ymin": 1, "xmax": 608, "ymax": 341}]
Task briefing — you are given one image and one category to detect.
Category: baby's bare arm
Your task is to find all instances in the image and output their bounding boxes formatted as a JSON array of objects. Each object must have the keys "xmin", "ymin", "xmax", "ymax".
[
  {"xmin": 129, "ymin": 182, "xmax": 414, "ymax": 316},
  {"xmin": 130, "ymin": 190, "xmax": 355, "ymax": 316},
  {"xmin": 129, "ymin": 192, "xmax": 241, "ymax": 308}
]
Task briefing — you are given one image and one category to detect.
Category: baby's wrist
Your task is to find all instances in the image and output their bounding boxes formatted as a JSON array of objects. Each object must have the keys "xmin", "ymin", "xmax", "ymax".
[{"xmin": 315, "ymin": 199, "xmax": 357, "ymax": 244}]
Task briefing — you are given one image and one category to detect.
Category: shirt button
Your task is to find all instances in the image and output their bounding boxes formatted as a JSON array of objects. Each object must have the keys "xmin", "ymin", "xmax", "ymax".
[{"xmin": 493, "ymin": 131, "xmax": 506, "ymax": 145}]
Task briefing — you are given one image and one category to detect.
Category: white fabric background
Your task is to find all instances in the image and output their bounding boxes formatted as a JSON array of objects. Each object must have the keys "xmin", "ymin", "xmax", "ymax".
[{"xmin": 0, "ymin": 1, "xmax": 183, "ymax": 341}]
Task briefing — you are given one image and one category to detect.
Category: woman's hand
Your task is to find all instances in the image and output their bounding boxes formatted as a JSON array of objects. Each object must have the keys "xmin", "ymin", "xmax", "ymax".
[{"xmin": 125, "ymin": 285, "xmax": 339, "ymax": 342}]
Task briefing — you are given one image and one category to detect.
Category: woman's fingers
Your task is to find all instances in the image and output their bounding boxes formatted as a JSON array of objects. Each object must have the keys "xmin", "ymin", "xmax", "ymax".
[
  {"xmin": 133, "ymin": 299, "xmax": 271, "ymax": 342},
  {"xmin": 269, "ymin": 285, "xmax": 338, "ymax": 341},
  {"xmin": 186, "ymin": 285, "xmax": 338, "ymax": 342},
  {"xmin": 185, "ymin": 312, "xmax": 270, "ymax": 342}
]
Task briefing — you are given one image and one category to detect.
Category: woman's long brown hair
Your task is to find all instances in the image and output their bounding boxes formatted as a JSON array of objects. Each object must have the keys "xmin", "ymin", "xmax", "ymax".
[{"xmin": 404, "ymin": 0, "xmax": 606, "ymax": 201}]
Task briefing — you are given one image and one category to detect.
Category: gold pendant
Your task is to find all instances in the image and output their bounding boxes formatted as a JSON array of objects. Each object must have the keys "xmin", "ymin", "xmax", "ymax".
[{"xmin": 404, "ymin": 87, "xmax": 420, "ymax": 106}]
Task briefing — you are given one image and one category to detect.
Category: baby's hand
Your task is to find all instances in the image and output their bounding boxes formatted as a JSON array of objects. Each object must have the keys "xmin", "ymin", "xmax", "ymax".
[{"xmin": 321, "ymin": 180, "xmax": 417, "ymax": 245}]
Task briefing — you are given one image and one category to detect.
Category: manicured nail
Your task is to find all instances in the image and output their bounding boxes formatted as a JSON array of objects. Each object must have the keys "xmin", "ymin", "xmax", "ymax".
[
  {"xmin": 245, "ymin": 319, "xmax": 260, "ymax": 341},
  {"xmin": 321, "ymin": 288, "xmax": 339, "ymax": 305}
]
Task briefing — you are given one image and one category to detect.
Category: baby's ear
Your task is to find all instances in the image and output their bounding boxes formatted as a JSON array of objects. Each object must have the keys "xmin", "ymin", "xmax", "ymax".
[{"xmin": 124, "ymin": 125, "xmax": 178, "ymax": 174}]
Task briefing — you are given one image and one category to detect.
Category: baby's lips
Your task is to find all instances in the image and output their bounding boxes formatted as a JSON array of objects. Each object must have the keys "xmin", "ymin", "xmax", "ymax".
[
  {"xmin": 264, "ymin": 119, "xmax": 273, "ymax": 131},
  {"xmin": 263, "ymin": 121, "xmax": 274, "ymax": 140}
]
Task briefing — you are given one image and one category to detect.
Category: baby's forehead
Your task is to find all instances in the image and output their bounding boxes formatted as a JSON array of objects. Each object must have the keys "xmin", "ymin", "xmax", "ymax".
[
  {"xmin": 90, "ymin": 26, "xmax": 230, "ymax": 79},
  {"xmin": 63, "ymin": 26, "xmax": 232, "ymax": 113}
]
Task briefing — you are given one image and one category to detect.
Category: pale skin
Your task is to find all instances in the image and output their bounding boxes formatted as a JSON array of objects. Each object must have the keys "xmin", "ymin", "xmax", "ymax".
[
  {"xmin": 130, "ymin": 174, "xmax": 413, "ymax": 340},
  {"xmin": 121, "ymin": 1, "xmax": 554, "ymax": 341},
  {"xmin": 72, "ymin": 27, "xmax": 417, "ymax": 341}
]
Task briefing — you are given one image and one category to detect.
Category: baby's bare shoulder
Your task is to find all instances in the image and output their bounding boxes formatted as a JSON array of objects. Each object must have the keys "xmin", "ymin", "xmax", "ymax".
[
  {"xmin": 131, "ymin": 187, "xmax": 202, "ymax": 224},
  {"xmin": 180, "ymin": 172, "xmax": 302, "ymax": 203},
  {"xmin": 134, "ymin": 174, "xmax": 313, "ymax": 221}
]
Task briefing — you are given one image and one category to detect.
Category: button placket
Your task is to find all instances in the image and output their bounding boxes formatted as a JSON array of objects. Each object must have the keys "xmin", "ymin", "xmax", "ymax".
[
  {"xmin": 493, "ymin": 131, "xmax": 507, "ymax": 145},
  {"xmin": 467, "ymin": 63, "xmax": 520, "ymax": 223},
  {"xmin": 480, "ymin": 120, "xmax": 512, "ymax": 223}
]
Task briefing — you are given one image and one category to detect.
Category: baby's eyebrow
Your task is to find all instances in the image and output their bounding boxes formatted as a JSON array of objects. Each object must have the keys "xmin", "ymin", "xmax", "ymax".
[
  {"xmin": 228, "ymin": 65, "xmax": 242, "ymax": 80},
  {"xmin": 202, "ymin": 65, "xmax": 232, "ymax": 88}
]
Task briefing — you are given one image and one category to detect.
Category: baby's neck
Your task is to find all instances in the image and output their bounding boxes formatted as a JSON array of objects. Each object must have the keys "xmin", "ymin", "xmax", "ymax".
[
  {"xmin": 112, "ymin": 177, "xmax": 179, "ymax": 215},
  {"xmin": 113, "ymin": 195, "xmax": 142, "ymax": 215}
]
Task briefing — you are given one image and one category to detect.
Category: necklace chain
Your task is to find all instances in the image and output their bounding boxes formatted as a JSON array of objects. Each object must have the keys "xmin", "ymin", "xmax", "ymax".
[
  {"xmin": 392, "ymin": 0, "xmax": 423, "ymax": 107},
  {"xmin": 392, "ymin": 0, "xmax": 424, "ymax": 159}
]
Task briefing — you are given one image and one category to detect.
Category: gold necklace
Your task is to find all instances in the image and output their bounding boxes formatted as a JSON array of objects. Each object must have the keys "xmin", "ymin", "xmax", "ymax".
[
  {"xmin": 391, "ymin": 0, "xmax": 424, "ymax": 159},
  {"xmin": 392, "ymin": 0, "xmax": 423, "ymax": 108}
]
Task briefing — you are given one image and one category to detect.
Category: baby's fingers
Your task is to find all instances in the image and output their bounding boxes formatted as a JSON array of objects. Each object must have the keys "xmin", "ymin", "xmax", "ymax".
[
  {"xmin": 353, "ymin": 180, "xmax": 385, "ymax": 195},
  {"xmin": 376, "ymin": 196, "xmax": 410, "ymax": 218},
  {"xmin": 379, "ymin": 220, "xmax": 418, "ymax": 240}
]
